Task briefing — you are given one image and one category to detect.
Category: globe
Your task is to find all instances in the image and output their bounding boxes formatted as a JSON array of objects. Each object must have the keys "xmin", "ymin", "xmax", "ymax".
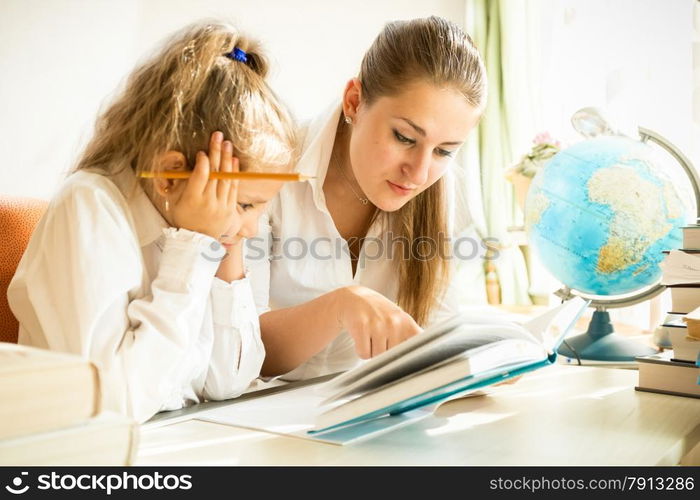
[
  {"xmin": 521, "ymin": 115, "xmax": 700, "ymax": 364},
  {"xmin": 525, "ymin": 135, "xmax": 685, "ymax": 296}
]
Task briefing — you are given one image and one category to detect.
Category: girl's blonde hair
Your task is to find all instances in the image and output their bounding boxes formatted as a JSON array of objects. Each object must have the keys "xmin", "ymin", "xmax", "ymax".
[
  {"xmin": 358, "ymin": 16, "xmax": 487, "ymax": 326},
  {"xmin": 75, "ymin": 22, "xmax": 296, "ymax": 183}
]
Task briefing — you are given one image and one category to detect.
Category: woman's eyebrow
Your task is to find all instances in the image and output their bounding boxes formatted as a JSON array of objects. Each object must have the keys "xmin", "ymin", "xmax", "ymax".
[
  {"xmin": 396, "ymin": 117, "xmax": 463, "ymax": 146},
  {"xmin": 397, "ymin": 116, "xmax": 427, "ymax": 136}
]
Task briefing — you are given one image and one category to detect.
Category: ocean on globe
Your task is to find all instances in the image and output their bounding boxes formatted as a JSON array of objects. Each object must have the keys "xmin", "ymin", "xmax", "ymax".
[{"xmin": 524, "ymin": 135, "xmax": 685, "ymax": 296}]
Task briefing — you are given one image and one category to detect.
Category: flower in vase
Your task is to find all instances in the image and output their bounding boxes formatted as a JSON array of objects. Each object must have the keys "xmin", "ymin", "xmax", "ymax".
[{"xmin": 510, "ymin": 132, "xmax": 562, "ymax": 179}]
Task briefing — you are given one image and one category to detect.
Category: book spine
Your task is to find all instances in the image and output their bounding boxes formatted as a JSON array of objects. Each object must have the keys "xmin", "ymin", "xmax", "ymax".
[{"xmin": 634, "ymin": 386, "xmax": 700, "ymax": 399}]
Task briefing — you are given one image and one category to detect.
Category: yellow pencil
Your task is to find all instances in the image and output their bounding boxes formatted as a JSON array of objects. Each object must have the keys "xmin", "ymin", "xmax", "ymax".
[{"xmin": 139, "ymin": 171, "xmax": 314, "ymax": 182}]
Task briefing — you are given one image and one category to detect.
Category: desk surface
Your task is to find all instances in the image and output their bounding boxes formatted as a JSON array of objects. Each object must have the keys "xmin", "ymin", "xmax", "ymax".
[{"xmin": 136, "ymin": 365, "xmax": 700, "ymax": 466}]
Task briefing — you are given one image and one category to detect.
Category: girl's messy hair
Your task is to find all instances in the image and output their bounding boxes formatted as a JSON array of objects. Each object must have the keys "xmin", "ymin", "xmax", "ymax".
[{"xmin": 75, "ymin": 21, "xmax": 296, "ymax": 182}]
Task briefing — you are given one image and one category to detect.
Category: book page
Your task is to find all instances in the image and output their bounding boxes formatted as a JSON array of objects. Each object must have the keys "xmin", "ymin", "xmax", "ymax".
[
  {"xmin": 522, "ymin": 297, "xmax": 589, "ymax": 353},
  {"xmin": 323, "ymin": 322, "xmax": 539, "ymax": 403},
  {"xmin": 319, "ymin": 312, "xmax": 532, "ymax": 396}
]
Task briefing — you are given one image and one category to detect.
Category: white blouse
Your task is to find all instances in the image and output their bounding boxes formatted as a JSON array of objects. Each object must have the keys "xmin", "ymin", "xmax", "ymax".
[
  {"xmin": 247, "ymin": 102, "xmax": 467, "ymax": 381},
  {"xmin": 8, "ymin": 166, "xmax": 264, "ymax": 423}
]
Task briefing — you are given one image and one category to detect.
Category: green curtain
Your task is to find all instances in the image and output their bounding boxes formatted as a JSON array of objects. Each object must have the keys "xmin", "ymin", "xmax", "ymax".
[{"xmin": 463, "ymin": 0, "xmax": 532, "ymax": 305}]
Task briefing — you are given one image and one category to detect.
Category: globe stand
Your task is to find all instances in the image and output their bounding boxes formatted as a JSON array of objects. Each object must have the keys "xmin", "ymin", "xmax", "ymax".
[{"xmin": 557, "ymin": 308, "xmax": 657, "ymax": 362}]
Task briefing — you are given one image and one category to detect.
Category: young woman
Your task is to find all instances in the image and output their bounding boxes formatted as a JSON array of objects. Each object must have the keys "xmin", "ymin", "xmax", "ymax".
[
  {"xmin": 250, "ymin": 16, "xmax": 487, "ymax": 379},
  {"xmin": 8, "ymin": 22, "xmax": 296, "ymax": 422}
]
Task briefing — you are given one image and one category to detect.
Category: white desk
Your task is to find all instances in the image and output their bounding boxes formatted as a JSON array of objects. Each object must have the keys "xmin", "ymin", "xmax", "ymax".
[{"xmin": 136, "ymin": 365, "xmax": 700, "ymax": 465}]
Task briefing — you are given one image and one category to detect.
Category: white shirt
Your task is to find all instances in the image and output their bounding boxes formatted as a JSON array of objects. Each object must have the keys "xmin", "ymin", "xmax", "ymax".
[
  {"xmin": 247, "ymin": 102, "xmax": 466, "ymax": 380},
  {"xmin": 8, "ymin": 167, "xmax": 264, "ymax": 423}
]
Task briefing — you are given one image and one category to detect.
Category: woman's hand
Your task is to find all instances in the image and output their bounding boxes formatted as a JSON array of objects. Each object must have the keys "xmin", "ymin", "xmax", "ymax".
[
  {"xmin": 169, "ymin": 131, "xmax": 241, "ymax": 239},
  {"xmin": 335, "ymin": 285, "xmax": 422, "ymax": 359}
]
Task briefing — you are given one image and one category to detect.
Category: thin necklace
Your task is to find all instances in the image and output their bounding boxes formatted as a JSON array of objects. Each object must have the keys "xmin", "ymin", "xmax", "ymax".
[{"xmin": 335, "ymin": 160, "xmax": 369, "ymax": 205}]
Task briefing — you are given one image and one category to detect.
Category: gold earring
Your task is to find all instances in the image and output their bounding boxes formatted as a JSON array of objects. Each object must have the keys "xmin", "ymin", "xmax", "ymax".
[{"xmin": 164, "ymin": 187, "xmax": 170, "ymax": 212}]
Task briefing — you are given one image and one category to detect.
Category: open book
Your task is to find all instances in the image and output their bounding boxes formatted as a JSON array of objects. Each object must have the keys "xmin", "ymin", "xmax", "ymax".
[
  {"xmin": 199, "ymin": 297, "xmax": 589, "ymax": 444},
  {"xmin": 310, "ymin": 297, "xmax": 590, "ymax": 434}
]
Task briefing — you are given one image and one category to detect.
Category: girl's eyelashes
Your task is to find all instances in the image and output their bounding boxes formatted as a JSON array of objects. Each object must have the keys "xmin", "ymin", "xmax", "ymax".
[
  {"xmin": 238, "ymin": 203, "xmax": 254, "ymax": 211},
  {"xmin": 393, "ymin": 129, "xmax": 415, "ymax": 145}
]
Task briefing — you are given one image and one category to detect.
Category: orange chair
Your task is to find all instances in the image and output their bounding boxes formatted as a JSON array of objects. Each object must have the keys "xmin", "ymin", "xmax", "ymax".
[{"xmin": 0, "ymin": 196, "xmax": 48, "ymax": 343}]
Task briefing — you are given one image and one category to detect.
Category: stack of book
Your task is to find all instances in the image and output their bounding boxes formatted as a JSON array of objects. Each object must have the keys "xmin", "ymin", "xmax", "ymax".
[
  {"xmin": 637, "ymin": 224, "xmax": 700, "ymax": 399},
  {"xmin": 0, "ymin": 342, "xmax": 138, "ymax": 465},
  {"xmin": 660, "ymin": 224, "xmax": 700, "ymax": 314},
  {"xmin": 637, "ymin": 312, "xmax": 699, "ymax": 399},
  {"xmin": 635, "ymin": 338, "xmax": 700, "ymax": 399}
]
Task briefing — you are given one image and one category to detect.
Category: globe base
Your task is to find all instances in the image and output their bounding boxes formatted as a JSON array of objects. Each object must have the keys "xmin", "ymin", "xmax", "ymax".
[{"xmin": 557, "ymin": 310, "xmax": 658, "ymax": 362}]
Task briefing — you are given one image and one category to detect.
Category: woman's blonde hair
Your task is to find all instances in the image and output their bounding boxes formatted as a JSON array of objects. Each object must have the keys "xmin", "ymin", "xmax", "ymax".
[
  {"xmin": 75, "ymin": 22, "xmax": 296, "ymax": 184},
  {"xmin": 358, "ymin": 16, "xmax": 487, "ymax": 326}
]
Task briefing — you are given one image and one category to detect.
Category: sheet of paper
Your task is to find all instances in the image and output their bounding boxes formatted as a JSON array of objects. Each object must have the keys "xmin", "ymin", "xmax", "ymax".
[
  {"xmin": 660, "ymin": 250, "xmax": 700, "ymax": 285},
  {"xmin": 196, "ymin": 383, "xmax": 431, "ymax": 445}
]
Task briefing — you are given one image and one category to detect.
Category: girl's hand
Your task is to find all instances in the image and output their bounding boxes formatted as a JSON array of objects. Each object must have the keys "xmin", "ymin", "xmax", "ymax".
[
  {"xmin": 336, "ymin": 285, "xmax": 422, "ymax": 359},
  {"xmin": 215, "ymin": 240, "xmax": 245, "ymax": 283},
  {"xmin": 211, "ymin": 132, "xmax": 246, "ymax": 282},
  {"xmin": 169, "ymin": 131, "xmax": 241, "ymax": 239}
]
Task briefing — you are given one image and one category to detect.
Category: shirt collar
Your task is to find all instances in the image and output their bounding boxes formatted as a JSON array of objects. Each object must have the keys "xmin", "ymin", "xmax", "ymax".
[
  {"xmin": 109, "ymin": 165, "xmax": 169, "ymax": 248},
  {"xmin": 295, "ymin": 101, "xmax": 343, "ymax": 210}
]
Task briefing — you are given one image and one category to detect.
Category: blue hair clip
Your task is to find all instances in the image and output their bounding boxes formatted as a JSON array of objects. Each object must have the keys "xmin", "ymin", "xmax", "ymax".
[{"xmin": 225, "ymin": 47, "xmax": 248, "ymax": 63}]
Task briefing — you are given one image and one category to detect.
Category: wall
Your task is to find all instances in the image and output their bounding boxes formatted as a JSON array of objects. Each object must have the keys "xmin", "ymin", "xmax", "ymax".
[
  {"xmin": 530, "ymin": 0, "xmax": 695, "ymax": 328},
  {"xmin": 0, "ymin": 0, "xmax": 464, "ymax": 198}
]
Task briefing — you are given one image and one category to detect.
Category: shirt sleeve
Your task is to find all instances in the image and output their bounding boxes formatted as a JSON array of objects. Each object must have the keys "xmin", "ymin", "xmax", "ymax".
[
  {"xmin": 203, "ymin": 275, "xmax": 265, "ymax": 400},
  {"xmin": 7, "ymin": 180, "xmax": 221, "ymax": 423},
  {"xmin": 245, "ymin": 208, "xmax": 274, "ymax": 315}
]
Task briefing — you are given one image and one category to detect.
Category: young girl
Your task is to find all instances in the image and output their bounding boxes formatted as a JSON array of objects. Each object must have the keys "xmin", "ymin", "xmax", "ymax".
[
  {"xmin": 8, "ymin": 22, "xmax": 296, "ymax": 422},
  {"xmin": 251, "ymin": 16, "xmax": 486, "ymax": 379}
]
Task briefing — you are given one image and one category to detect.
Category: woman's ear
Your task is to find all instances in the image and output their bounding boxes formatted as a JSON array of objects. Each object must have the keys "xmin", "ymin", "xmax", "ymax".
[
  {"xmin": 152, "ymin": 150, "xmax": 187, "ymax": 197},
  {"xmin": 342, "ymin": 78, "xmax": 362, "ymax": 122}
]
